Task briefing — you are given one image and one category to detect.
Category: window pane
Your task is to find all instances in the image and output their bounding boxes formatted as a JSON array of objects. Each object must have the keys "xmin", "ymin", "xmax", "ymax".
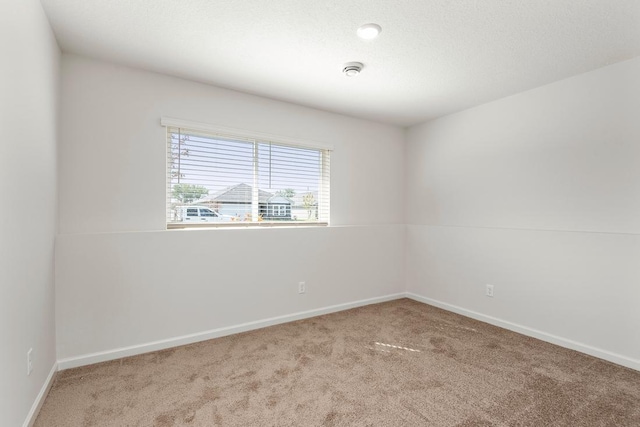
[
  {"xmin": 257, "ymin": 143, "xmax": 323, "ymax": 222},
  {"xmin": 166, "ymin": 126, "xmax": 330, "ymax": 226}
]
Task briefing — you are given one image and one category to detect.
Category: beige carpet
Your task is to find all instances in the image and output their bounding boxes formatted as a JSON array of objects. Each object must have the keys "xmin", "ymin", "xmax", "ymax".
[{"xmin": 35, "ymin": 299, "xmax": 640, "ymax": 426}]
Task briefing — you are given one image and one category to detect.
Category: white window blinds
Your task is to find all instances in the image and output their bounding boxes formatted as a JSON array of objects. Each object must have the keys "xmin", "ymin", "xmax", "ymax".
[{"xmin": 166, "ymin": 126, "xmax": 330, "ymax": 227}]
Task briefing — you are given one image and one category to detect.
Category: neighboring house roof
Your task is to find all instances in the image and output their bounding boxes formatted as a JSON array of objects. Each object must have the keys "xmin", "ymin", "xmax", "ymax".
[
  {"xmin": 199, "ymin": 183, "xmax": 292, "ymax": 204},
  {"xmin": 266, "ymin": 194, "xmax": 292, "ymax": 205}
]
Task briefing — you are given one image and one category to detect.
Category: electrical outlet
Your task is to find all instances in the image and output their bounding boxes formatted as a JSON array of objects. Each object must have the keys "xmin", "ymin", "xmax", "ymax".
[
  {"xmin": 486, "ymin": 284, "xmax": 494, "ymax": 298},
  {"xmin": 298, "ymin": 281, "xmax": 306, "ymax": 294},
  {"xmin": 27, "ymin": 348, "xmax": 33, "ymax": 375}
]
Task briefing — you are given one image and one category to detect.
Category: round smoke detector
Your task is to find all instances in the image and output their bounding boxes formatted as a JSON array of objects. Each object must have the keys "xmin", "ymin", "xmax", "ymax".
[{"xmin": 343, "ymin": 62, "xmax": 363, "ymax": 77}]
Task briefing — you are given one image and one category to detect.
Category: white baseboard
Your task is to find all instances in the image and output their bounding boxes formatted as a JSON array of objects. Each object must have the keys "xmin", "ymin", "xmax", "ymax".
[
  {"xmin": 406, "ymin": 292, "xmax": 640, "ymax": 372},
  {"xmin": 23, "ymin": 362, "xmax": 57, "ymax": 427},
  {"xmin": 57, "ymin": 291, "xmax": 638, "ymax": 374},
  {"xmin": 57, "ymin": 293, "xmax": 406, "ymax": 371}
]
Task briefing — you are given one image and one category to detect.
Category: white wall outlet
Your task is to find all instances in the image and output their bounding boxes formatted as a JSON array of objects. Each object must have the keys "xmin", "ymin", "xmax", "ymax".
[
  {"xmin": 486, "ymin": 284, "xmax": 494, "ymax": 297},
  {"xmin": 27, "ymin": 348, "xmax": 33, "ymax": 375},
  {"xmin": 298, "ymin": 281, "xmax": 306, "ymax": 294}
]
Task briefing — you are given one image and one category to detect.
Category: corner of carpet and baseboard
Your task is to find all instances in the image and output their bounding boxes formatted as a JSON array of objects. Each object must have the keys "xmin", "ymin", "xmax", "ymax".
[
  {"xmin": 57, "ymin": 292, "xmax": 408, "ymax": 371},
  {"xmin": 405, "ymin": 292, "xmax": 640, "ymax": 372},
  {"xmin": 23, "ymin": 362, "xmax": 58, "ymax": 427}
]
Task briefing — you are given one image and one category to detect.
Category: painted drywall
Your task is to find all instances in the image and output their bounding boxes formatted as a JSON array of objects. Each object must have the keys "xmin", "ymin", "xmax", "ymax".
[
  {"xmin": 0, "ymin": 0, "xmax": 59, "ymax": 425},
  {"xmin": 59, "ymin": 55, "xmax": 405, "ymax": 234},
  {"xmin": 405, "ymin": 57, "xmax": 640, "ymax": 368},
  {"xmin": 55, "ymin": 225, "xmax": 405, "ymax": 362},
  {"xmin": 56, "ymin": 55, "xmax": 405, "ymax": 362}
]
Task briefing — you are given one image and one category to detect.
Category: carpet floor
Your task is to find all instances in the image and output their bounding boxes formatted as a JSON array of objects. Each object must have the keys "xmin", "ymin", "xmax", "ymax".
[{"xmin": 35, "ymin": 299, "xmax": 640, "ymax": 426}]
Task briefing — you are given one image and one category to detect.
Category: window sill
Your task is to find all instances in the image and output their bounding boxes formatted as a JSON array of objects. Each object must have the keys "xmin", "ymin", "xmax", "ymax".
[{"xmin": 167, "ymin": 222, "xmax": 329, "ymax": 230}]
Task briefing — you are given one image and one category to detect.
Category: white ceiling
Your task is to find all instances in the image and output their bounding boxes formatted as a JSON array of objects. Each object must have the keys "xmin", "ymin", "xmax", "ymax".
[{"xmin": 40, "ymin": 0, "xmax": 640, "ymax": 126}]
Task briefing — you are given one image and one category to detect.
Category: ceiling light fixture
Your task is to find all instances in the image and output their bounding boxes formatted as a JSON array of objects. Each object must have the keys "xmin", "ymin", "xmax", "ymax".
[
  {"xmin": 357, "ymin": 23, "xmax": 382, "ymax": 40},
  {"xmin": 343, "ymin": 62, "xmax": 363, "ymax": 77}
]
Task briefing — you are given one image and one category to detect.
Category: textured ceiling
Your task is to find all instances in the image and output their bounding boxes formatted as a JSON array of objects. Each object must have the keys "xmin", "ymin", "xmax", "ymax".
[{"xmin": 40, "ymin": 0, "xmax": 640, "ymax": 126}]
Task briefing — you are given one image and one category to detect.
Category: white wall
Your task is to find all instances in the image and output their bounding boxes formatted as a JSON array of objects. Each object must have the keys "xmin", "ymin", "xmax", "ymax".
[
  {"xmin": 405, "ymin": 57, "xmax": 640, "ymax": 369},
  {"xmin": 56, "ymin": 225, "xmax": 405, "ymax": 364},
  {"xmin": 59, "ymin": 55, "xmax": 405, "ymax": 234},
  {"xmin": 0, "ymin": 0, "xmax": 59, "ymax": 425},
  {"xmin": 56, "ymin": 55, "xmax": 406, "ymax": 364}
]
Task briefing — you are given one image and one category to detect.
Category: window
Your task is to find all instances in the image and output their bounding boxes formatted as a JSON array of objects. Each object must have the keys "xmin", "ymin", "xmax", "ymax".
[
  {"xmin": 199, "ymin": 208, "xmax": 217, "ymax": 217},
  {"xmin": 164, "ymin": 120, "xmax": 331, "ymax": 228}
]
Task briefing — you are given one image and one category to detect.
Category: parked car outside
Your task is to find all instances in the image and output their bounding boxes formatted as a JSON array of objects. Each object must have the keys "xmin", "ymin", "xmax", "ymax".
[{"xmin": 175, "ymin": 206, "xmax": 233, "ymax": 223}]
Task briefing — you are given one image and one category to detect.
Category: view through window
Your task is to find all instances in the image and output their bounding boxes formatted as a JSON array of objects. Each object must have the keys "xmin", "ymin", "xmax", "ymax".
[{"xmin": 166, "ymin": 126, "xmax": 330, "ymax": 227}]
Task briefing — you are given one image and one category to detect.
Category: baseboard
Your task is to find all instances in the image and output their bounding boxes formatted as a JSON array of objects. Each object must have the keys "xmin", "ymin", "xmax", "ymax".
[
  {"xmin": 57, "ymin": 293, "xmax": 406, "ymax": 371},
  {"xmin": 23, "ymin": 362, "xmax": 57, "ymax": 427},
  {"xmin": 406, "ymin": 292, "xmax": 640, "ymax": 372}
]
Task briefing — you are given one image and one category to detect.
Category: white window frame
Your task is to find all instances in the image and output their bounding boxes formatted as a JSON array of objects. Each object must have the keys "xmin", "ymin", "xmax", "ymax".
[{"xmin": 162, "ymin": 117, "xmax": 332, "ymax": 229}]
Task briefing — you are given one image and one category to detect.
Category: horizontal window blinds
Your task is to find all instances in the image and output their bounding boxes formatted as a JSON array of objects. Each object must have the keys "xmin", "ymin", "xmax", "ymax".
[{"xmin": 166, "ymin": 126, "xmax": 330, "ymax": 226}]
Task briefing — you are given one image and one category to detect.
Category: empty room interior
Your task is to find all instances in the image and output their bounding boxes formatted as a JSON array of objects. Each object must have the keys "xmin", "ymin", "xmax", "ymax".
[{"xmin": 2, "ymin": 0, "xmax": 640, "ymax": 426}]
